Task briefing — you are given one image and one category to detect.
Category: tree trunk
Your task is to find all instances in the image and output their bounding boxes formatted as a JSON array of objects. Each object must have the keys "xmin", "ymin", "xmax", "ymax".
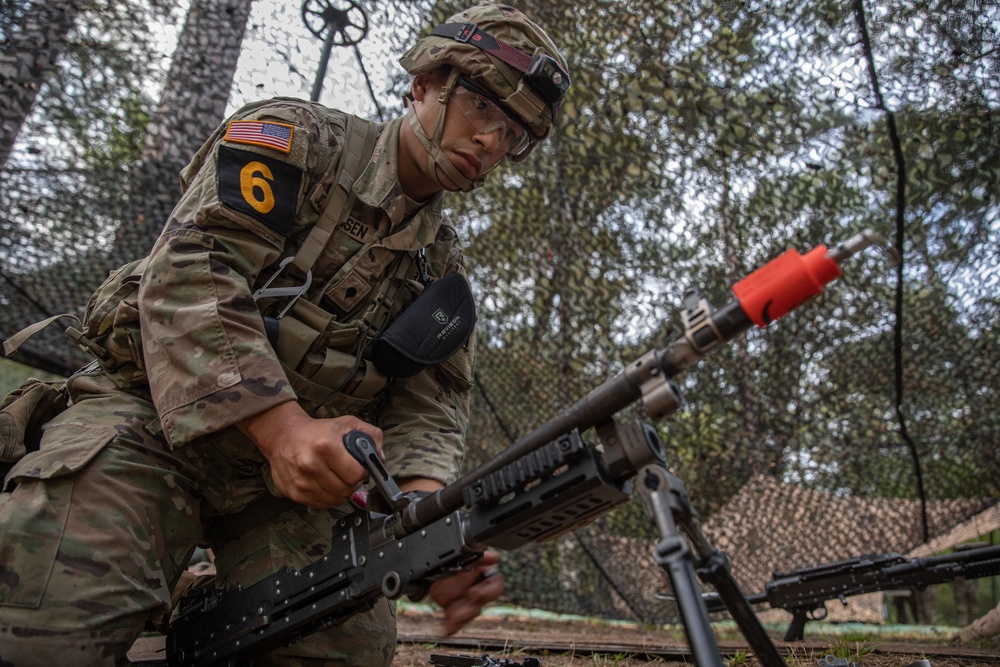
[
  {"xmin": 0, "ymin": 0, "xmax": 82, "ymax": 168},
  {"xmin": 912, "ymin": 586, "xmax": 937, "ymax": 625},
  {"xmin": 112, "ymin": 0, "xmax": 254, "ymax": 260}
]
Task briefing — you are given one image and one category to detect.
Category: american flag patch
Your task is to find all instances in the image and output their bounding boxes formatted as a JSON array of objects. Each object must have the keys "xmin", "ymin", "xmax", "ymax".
[{"xmin": 224, "ymin": 120, "xmax": 294, "ymax": 153}]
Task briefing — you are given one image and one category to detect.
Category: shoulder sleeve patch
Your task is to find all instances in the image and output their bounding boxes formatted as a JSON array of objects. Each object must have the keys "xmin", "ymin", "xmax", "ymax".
[
  {"xmin": 224, "ymin": 120, "xmax": 294, "ymax": 153},
  {"xmin": 217, "ymin": 145, "xmax": 303, "ymax": 237}
]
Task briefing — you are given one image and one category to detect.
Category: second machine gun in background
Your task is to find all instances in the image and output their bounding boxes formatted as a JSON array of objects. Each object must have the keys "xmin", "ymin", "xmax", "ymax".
[
  {"xmin": 165, "ymin": 231, "xmax": 895, "ymax": 667},
  {"xmin": 705, "ymin": 543, "xmax": 1000, "ymax": 641}
]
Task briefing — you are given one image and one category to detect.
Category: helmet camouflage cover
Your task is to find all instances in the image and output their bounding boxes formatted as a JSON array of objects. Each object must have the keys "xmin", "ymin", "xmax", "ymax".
[{"xmin": 399, "ymin": 3, "xmax": 570, "ymax": 143}]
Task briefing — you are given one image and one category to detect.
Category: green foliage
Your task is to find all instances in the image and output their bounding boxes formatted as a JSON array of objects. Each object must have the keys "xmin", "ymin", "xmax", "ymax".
[
  {"xmin": 0, "ymin": 357, "xmax": 62, "ymax": 397},
  {"xmin": 11, "ymin": 0, "xmax": 181, "ymax": 171},
  {"xmin": 61, "ymin": 90, "xmax": 152, "ymax": 170},
  {"xmin": 828, "ymin": 638, "xmax": 876, "ymax": 660},
  {"xmin": 725, "ymin": 650, "xmax": 750, "ymax": 666},
  {"xmin": 445, "ymin": 0, "xmax": 999, "ymax": 513}
]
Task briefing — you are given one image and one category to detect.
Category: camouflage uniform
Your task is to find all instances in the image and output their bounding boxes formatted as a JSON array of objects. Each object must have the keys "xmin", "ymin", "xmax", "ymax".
[{"xmin": 0, "ymin": 99, "xmax": 474, "ymax": 666}]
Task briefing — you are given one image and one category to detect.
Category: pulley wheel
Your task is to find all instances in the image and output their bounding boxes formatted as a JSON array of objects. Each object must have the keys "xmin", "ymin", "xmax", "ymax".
[{"xmin": 301, "ymin": 0, "xmax": 369, "ymax": 46}]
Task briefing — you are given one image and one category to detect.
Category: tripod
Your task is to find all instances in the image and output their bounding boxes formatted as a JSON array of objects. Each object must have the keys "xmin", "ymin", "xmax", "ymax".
[{"xmin": 630, "ymin": 430, "xmax": 786, "ymax": 667}]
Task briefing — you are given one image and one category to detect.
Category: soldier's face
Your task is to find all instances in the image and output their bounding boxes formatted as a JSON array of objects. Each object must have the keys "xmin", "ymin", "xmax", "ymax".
[{"xmin": 407, "ymin": 70, "xmax": 509, "ymax": 191}]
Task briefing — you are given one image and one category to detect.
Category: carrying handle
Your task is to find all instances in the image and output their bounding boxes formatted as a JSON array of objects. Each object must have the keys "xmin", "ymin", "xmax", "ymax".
[{"xmin": 343, "ymin": 430, "xmax": 408, "ymax": 511}]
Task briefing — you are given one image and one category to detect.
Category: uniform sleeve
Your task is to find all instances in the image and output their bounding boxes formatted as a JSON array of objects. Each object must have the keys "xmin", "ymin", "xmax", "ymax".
[
  {"xmin": 376, "ymin": 224, "xmax": 476, "ymax": 485},
  {"xmin": 138, "ymin": 100, "xmax": 339, "ymax": 447},
  {"xmin": 376, "ymin": 357, "xmax": 472, "ymax": 485}
]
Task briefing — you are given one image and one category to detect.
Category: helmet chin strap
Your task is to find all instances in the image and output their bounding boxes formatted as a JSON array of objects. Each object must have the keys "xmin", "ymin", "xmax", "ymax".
[{"xmin": 406, "ymin": 69, "xmax": 486, "ymax": 193}]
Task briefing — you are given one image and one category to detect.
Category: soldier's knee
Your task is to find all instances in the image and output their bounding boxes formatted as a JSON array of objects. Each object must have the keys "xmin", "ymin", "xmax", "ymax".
[{"xmin": 0, "ymin": 623, "xmax": 138, "ymax": 666}]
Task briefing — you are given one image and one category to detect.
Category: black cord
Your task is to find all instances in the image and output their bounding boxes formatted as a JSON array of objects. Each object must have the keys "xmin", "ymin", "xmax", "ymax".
[{"xmin": 854, "ymin": 0, "xmax": 928, "ymax": 542}]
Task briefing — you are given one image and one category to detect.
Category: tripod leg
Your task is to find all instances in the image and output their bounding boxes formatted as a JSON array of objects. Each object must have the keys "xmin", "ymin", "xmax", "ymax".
[
  {"xmin": 694, "ymin": 550, "xmax": 787, "ymax": 666},
  {"xmin": 638, "ymin": 465, "xmax": 725, "ymax": 667},
  {"xmin": 638, "ymin": 464, "xmax": 786, "ymax": 667}
]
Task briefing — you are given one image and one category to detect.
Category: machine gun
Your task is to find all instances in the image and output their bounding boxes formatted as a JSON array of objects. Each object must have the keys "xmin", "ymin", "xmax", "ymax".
[
  {"xmin": 165, "ymin": 231, "xmax": 893, "ymax": 667},
  {"xmin": 705, "ymin": 544, "xmax": 1000, "ymax": 641}
]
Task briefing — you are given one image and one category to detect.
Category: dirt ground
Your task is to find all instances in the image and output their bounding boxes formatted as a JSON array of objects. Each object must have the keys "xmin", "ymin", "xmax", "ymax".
[
  {"xmin": 127, "ymin": 604, "xmax": 1000, "ymax": 666},
  {"xmin": 391, "ymin": 606, "xmax": 1000, "ymax": 667}
]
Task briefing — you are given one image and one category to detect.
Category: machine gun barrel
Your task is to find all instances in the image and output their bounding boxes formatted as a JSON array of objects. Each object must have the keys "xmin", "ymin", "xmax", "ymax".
[
  {"xmin": 404, "ymin": 230, "xmax": 888, "ymax": 532},
  {"xmin": 885, "ymin": 544, "xmax": 1000, "ymax": 580}
]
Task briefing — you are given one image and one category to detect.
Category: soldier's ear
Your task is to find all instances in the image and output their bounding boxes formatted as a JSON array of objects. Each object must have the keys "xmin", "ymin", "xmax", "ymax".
[{"xmin": 411, "ymin": 73, "xmax": 434, "ymax": 103}]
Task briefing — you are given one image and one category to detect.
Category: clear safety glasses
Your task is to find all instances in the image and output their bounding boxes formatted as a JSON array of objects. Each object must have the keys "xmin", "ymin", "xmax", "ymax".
[{"xmin": 451, "ymin": 78, "xmax": 534, "ymax": 158}]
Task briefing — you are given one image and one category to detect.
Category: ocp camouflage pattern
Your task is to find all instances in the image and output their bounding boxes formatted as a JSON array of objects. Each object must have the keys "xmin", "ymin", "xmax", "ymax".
[{"xmin": 0, "ymin": 98, "xmax": 475, "ymax": 666}]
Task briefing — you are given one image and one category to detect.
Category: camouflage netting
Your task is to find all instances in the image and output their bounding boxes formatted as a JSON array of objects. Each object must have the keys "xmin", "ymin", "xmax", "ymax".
[{"xmin": 1, "ymin": 0, "xmax": 997, "ymax": 628}]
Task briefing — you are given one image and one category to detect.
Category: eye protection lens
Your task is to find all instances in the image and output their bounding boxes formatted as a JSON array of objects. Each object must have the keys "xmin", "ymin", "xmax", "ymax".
[{"xmin": 451, "ymin": 78, "xmax": 533, "ymax": 157}]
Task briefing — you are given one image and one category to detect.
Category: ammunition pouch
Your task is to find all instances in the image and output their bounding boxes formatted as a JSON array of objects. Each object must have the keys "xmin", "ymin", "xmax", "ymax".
[
  {"xmin": 0, "ymin": 262, "xmax": 137, "ymax": 486},
  {"xmin": 68, "ymin": 258, "xmax": 149, "ymax": 388},
  {"xmin": 256, "ymin": 293, "xmax": 390, "ymax": 415}
]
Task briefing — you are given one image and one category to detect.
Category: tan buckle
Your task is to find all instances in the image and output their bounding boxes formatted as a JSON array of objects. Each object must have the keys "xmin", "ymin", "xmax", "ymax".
[{"xmin": 65, "ymin": 326, "xmax": 109, "ymax": 360}]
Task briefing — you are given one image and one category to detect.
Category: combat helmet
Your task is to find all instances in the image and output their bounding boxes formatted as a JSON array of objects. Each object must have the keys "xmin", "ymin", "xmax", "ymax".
[{"xmin": 399, "ymin": 4, "xmax": 570, "ymax": 190}]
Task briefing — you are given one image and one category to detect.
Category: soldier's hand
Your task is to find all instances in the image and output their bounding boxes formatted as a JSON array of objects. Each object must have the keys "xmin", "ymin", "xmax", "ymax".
[
  {"xmin": 428, "ymin": 550, "xmax": 505, "ymax": 636},
  {"xmin": 238, "ymin": 402, "xmax": 383, "ymax": 508}
]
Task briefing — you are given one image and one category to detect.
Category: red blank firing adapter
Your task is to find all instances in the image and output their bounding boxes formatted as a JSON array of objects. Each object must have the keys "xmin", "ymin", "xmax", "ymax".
[{"xmin": 731, "ymin": 244, "xmax": 842, "ymax": 326}]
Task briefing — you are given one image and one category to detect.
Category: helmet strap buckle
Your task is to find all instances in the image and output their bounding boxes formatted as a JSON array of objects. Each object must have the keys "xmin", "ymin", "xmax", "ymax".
[{"xmin": 454, "ymin": 21, "xmax": 478, "ymax": 43}]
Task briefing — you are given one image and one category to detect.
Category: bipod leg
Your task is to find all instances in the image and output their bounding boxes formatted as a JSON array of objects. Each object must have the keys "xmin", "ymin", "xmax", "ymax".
[
  {"xmin": 636, "ymin": 464, "xmax": 725, "ymax": 667},
  {"xmin": 673, "ymin": 503, "xmax": 786, "ymax": 667}
]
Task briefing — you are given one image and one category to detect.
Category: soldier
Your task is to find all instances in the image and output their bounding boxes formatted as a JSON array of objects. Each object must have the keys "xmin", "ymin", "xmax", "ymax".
[{"xmin": 0, "ymin": 4, "xmax": 570, "ymax": 666}]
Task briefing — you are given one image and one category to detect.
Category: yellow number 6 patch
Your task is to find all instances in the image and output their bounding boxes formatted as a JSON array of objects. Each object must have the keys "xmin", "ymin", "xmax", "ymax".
[
  {"xmin": 217, "ymin": 145, "xmax": 302, "ymax": 237},
  {"xmin": 240, "ymin": 161, "xmax": 275, "ymax": 214}
]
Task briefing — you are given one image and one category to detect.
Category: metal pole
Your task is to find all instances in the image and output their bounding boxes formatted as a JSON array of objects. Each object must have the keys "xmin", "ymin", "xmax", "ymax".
[
  {"xmin": 311, "ymin": 26, "xmax": 338, "ymax": 101},
  {"xmin": 353, "ymin": 44, "xmax": 385, "ymax": 121},
  {"xmin": 302, "ymin": 0, "xmax": 376, "ymax": 112}
]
